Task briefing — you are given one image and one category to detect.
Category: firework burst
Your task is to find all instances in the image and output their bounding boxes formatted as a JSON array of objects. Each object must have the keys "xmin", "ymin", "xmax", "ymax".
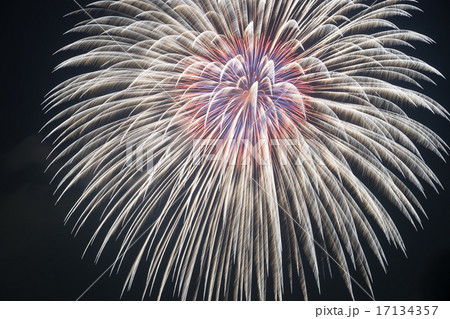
[{"xmin": 45, "ymin": 0, "xmax": 448, "ymax": 300}]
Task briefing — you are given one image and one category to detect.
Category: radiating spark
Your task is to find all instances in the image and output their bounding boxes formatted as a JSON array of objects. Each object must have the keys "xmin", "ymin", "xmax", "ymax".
[{"xmin": 45, "ymin": 0, "xmax": 448, "ymax": 300}]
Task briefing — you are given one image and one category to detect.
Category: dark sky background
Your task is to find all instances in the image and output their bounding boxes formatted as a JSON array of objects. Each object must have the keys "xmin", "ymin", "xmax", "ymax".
[{"xmin": 1, "ymin": 0, "xmax": 449, "ymax": 301}]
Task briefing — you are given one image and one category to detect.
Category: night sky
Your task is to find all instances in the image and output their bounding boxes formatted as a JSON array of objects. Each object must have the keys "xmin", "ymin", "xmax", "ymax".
[{"xmin": 1, "ymin": 0, "xmax": 449, "ymax": 301}]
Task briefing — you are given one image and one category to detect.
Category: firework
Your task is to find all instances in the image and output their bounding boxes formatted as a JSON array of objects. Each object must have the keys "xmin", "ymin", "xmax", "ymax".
[{"xmin": 45, "ymin": 0, "xmax": 448, "ymax": 300}]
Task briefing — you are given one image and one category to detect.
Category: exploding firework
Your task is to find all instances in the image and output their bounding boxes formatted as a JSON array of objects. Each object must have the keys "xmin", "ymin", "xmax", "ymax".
[{"xmin": 45, "ymin": 0, "xmax": 448, "ymax": 300}]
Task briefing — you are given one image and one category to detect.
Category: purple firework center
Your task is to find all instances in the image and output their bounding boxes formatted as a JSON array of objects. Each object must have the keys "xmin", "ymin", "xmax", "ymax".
[{"xmin": 177, "ymin": 22, "xmax": 312, "ymax": 149}]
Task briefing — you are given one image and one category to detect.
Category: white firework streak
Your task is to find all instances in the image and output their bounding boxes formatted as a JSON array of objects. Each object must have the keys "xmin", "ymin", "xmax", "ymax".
[{"xmin": 44, "ymin": 0, "xmax": 448, "ymax": 300}]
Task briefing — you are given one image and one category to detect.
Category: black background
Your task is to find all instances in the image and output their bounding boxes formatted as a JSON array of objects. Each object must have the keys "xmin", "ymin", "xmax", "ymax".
[{"xmin": 1, "ymin": 0, "xmax": 449, "ymax": 301}]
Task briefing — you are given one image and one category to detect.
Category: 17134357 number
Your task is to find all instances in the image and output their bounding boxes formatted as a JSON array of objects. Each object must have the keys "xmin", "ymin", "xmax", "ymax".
[{"xmin": 376, "ymin": 306, "xmax": 438, "ymax": 316}]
